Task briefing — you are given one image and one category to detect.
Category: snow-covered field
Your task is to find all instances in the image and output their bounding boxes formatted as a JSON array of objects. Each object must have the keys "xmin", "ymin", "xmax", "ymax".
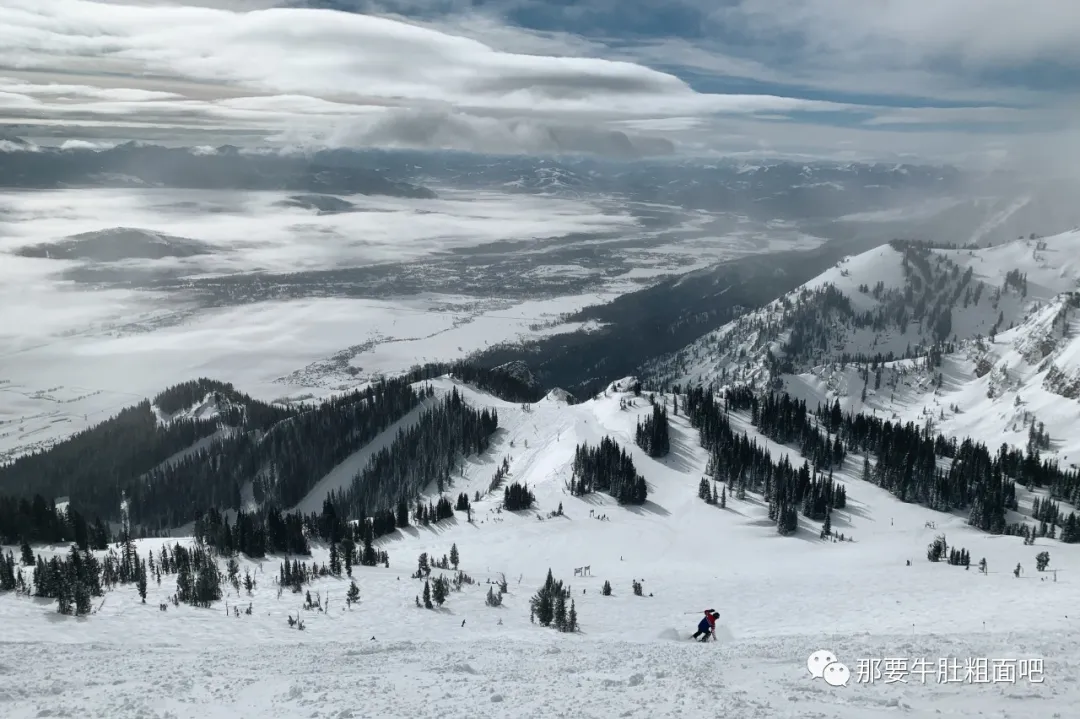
[
  {"xmin": 0, "ymin": 187, "xmax": 822, "ymax": 462},
  {"xmin": 3, "ymin": 380, "xmax": 1077, "ymax": 717}
]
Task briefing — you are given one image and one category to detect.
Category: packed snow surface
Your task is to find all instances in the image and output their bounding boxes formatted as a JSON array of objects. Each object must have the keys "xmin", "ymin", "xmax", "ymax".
[{"xmin": 3, "ymin": 379, "xmax": 1078, "ymax": 717}]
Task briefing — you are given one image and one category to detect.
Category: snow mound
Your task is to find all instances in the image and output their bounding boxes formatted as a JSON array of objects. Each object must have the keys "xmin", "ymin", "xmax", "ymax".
[{"xmin": 542, "ymin": 388, "xmax": 573, "ymax": 404}]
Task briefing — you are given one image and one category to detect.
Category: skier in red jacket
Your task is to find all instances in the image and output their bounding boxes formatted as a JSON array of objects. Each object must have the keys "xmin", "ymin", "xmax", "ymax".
[{"xmin": 691, "ymin": 609, "xmax": 719, "ymax": 642}]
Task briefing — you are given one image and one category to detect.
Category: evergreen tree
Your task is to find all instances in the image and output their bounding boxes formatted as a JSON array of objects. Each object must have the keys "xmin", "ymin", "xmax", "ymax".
[
  {"xmin": 601, "ymin": 580, "xmax": 612, "ymax": 596},
  {"xmin": 20, "ymin": 540, "xmax": 33, "ymax": 567},
  {"xmin": 569, "ymin": 437, "xmax": 648, "ymax": 505},
  {"xmin": 56, "ymin": 566, "xmax": 72, "ymax": 616},
  {"xmin": 698, "ymin": 477, "xmax": 710, "ymax": 502},
  {"xmin": 346, "ymin": 580, "xmax": 360, "ymax": 607},
  {"xmin": 432, "ymin": 576, "xmax": 449, "ymax": 607},
  {"xmin": 450, "ymin": 543, "xmax": 459, "ymax": 570},
  {"xmin": 530, "ymin": 568, "xmax": 563, "ymax": 627},
  {"xmin": 329, "ymin": 542, "xmax": 341, "ymax": 576},
  {"xmin": 568, "ymin": 599, "xmax": 578, "ymax": 632},
  {"xmin": 503, "ymin": 482, "xmax": 536, "ymax": 511},
  {"xmin": 554, "ymin": 591, "xmax": 567, "ymax": 631},
  {"xmin": 423, "ymin": 579, "xmax": 433, "ymax": 609},
  {"xmin": 635, "ymin": 402, "xmax": 670, "ymax": 457},
  {"xmin": 137, "ymin": 559, "xmax": 147, "ymax": 603}
]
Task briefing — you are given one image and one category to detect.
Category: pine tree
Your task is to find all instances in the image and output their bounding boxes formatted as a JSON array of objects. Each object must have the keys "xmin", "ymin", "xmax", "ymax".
[
  {"xmin": 698, "ymin": 477, "xmax": 710, "ymax": 501},
  {"xmin": 346, "ymin": 580, "xmax": 360, "ymax": 607},
  {"xmin": 432, "ymin": 576, "xmax": 448, "ymax": 607},
  {"xmin": 554, "ymin": 591, "xmax": 567, "ymax": 631},
  {"xmin": 329, "ymin": 542, "xmax": 341, "ymax": 576},
  {"xmin": 56, "ymin": 569, "xmax": 72, "ymax": 616},
  {"xmin": 450, "ymin": 543, "xmax": 459, "ymax": 570},
  {"xmin": 19, "ymin": 540, "xmax": 33, "ymax": 567},
  {"xmin": 1035, "ymin": 551, "xmax": 1050, "ymax": 572},
  {"xmin": 423, "ymin": 579, "xmax": 433, "ymax": 609},
  {"xmin": 137, "ymin": 559, "xmax": 147, "ymax": 603},
  {"xmin": 568, "ymin": 599, "xmax": 578, "ymax": 632},
  {"xmin": 602, "ymin": 580, "xmax": 612, "ymax": 596},
  {"xmin": 720, "ymin": 487, "xmax": 726, "ymax": 509},
  {"xmin": 531, "ymin": 569, "xmax": 558, "ymax": 626}
]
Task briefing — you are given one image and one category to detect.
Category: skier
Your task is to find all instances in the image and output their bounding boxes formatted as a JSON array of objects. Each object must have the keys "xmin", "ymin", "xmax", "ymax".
[{"xmin": 691, "ymin": 609, "xmax": 720, "ymax": 642}]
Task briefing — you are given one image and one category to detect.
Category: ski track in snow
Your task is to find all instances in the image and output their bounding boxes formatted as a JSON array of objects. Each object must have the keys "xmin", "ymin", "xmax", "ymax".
[{"xmin": 3, "ymin": 378, "xmax": 1080, "ymax": 717}]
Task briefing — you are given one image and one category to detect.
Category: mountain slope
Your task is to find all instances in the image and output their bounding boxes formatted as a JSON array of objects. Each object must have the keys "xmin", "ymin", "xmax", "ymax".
[
  {"xmin": 3, "ymin": 377, "xmax": 1078, "ymax": 717},
  {"xmin": 648, "ymin": 230, "xmax": 1080, "ymax": 480}
]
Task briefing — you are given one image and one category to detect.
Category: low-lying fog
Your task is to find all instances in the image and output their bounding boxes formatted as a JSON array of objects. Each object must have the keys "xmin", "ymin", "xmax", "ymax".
[{"xmin": 0, "ymin": 186, "xmax": 824, "ymax": 461}]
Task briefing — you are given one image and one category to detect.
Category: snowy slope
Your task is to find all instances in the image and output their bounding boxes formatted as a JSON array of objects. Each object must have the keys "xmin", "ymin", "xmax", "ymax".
[
  {"xmin": 3, "ymin": 379, "xmax": 1079, "ymax": 717},
  {"xmin": 649, "ymin": 231, "xmax": 1080, "ymax": 468},
  {"xmin": 937, "ymin": 230, "xmax": 1080, "ymax": 301},
  {"xmin": 786, "ymin": 294, "xmax": 1080, "ymax": 469}
]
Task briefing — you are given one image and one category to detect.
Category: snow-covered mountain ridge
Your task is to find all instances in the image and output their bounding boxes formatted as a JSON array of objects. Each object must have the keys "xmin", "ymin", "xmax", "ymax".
[{"xmin": 647, "ymin": 231, "xmax": 1080, "ymax": 467}]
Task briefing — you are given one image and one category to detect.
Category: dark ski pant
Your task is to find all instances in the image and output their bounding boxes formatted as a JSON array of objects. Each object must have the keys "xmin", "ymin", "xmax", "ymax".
[{"xmin": 692, "ymin": 629, "xmax": 712, "ymax": 641}]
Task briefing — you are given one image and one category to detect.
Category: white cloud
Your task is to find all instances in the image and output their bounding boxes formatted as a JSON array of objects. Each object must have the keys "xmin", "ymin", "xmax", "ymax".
[
  {"xmin": 720, "ymin": 0, "xmax": 1080, "ymax": 70},
  {"xmin": 1, "ymin": 0, "xmax": 1076, "ymax": 161},
  {"xmin": 0, "ymin": 0, "xmax": 877, "ymax": 157},
  {"xmin": 861, "ymin": 107, "xmax": 1039, "ymax": 127},
  {"xmin": 1, "ymin": 1, "xmax": 867, "ymax": 120}
]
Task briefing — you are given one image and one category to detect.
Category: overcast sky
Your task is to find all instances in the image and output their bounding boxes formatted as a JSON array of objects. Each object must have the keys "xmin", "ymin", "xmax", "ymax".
[{"xmin": 3, "ymin": 0, "xmax": 1078, "ymax": 164}]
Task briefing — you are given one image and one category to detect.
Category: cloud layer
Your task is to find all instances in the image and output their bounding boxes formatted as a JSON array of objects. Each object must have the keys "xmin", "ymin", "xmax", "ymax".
[{"xmin": 2, "ymin": 0, "xmax": 1077, "ymax": 161}]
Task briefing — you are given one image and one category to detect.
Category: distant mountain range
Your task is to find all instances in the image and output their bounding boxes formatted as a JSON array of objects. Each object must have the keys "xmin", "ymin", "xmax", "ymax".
[
  {"xmin": 6, "ymin": 140, "xmax": 1080, "ymax": 243},
  {"xmin": 0, "ymin": 141, "xmax": 436, "ymax": 199},
  {"xmin": 308, "ymin": 148, "xmax": 1080, "ymax": 238}
]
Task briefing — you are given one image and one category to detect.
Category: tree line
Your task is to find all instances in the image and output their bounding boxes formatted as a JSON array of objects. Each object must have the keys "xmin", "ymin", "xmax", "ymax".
[
  {"xmin": 0, "ymin": 494, "xmax": 111, "ymax": 548},
  {"xmin": 0, "ymin": 360, "xmax": 540, "ymax": 534},
  {"xmin": 133, "ymin": 379, "xmax": 424, "ymax": 528},
  {"xmin": 683, "ymin": 386, "xmax": 847, "ymax": 537},
  {"xmin": 328, "ymin": 387, "xmax": 498, "ymax": 521}
]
